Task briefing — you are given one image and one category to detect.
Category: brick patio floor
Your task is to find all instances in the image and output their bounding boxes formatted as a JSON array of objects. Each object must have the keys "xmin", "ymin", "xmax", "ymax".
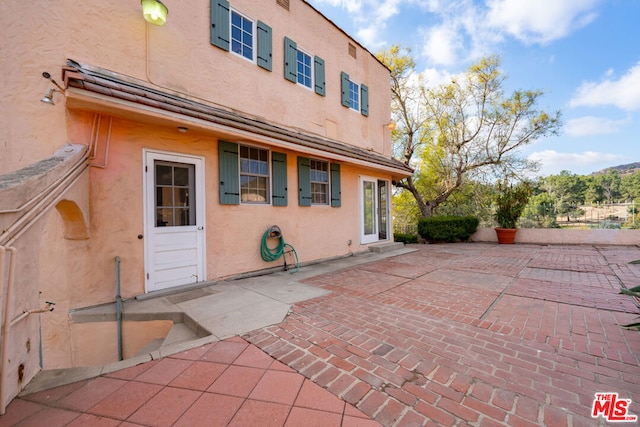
[
  {"xmin": 1, "ymin": 243, "xmax": 639, "ymax": 426},
  {"xmin": 245, "ymin": 243, "xmax": 640, "ymax": 426}
]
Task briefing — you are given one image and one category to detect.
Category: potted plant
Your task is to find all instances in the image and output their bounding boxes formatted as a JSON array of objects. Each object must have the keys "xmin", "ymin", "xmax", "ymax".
[{"xmin": 493, "ymin": 181, "xmax": 531, "ymax": 244}]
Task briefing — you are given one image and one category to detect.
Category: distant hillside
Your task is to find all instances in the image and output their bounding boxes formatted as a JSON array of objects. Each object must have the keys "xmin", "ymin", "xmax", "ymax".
[{"xmin": 592, "ymin": 162, "xmax": 640, "ymax": 176}]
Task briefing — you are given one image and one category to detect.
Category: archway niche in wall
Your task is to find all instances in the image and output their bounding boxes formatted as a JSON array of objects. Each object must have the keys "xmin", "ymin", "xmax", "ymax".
[{"xmin": 55, "ymin": 200, "xmax": 89, "ymax": 240}]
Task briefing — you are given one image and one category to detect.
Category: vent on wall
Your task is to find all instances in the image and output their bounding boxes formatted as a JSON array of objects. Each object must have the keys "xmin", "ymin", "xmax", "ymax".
[
  {"xmin": 277, "ymin": 0, "xmax": 290, "ymax": 10},
  {"xmin": 348, "ymin": 43, "xmax": 357, "ymax": 59}
]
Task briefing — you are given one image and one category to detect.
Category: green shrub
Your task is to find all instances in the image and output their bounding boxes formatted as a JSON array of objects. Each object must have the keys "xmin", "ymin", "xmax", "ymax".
[
  {"xmin": 394, "ymin": 233, "xmax": 418, "ymax": 244},
  {"xmin": 417, "ymin": 216, "xmax": 479, "ymax": 243}
]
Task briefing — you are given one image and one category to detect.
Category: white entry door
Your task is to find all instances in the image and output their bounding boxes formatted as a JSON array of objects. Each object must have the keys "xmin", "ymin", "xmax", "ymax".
[
  {"xmin": 360, "ymin": 176, "xmax": 390, "ymax": 244},
  {"xmin": 144, "ymin": 151, "xmax": 206, "ymax": 292}
]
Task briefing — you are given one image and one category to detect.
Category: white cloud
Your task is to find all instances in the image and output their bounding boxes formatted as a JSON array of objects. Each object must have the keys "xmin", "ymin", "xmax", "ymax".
[
  {"xmin": 528, "ymin": 150, "xmax": 626, "ymax": 175},
  {"xmin": 422, "ymin": 25, "xmax": 463, "ymax": 66},
  {"xmin": 564, "ymin": 116, "xmax": 630, "ymax": 137},
  {"xmin": 570, "ymin": 61, "xmax": 640, "ymax": 111},
  {"xmin": 486, "ymin": 0, "xmax": 599, "ymax": 44}
]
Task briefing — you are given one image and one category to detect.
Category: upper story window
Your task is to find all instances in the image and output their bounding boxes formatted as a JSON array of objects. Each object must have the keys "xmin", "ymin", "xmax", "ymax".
[
  {"xmin": 309, "ymin": 159, "xmax": 329, "ymax": 204},
  {"xmin": 348, "ymin": 80, "xmax": 359, "ymax": 111},
  {"xmin": 231, "ymin": 11, "xmax": 254, "ymax": 61},
  {"xmin": 284, "ymin": 37, "xmax": 325, "ymax": 96},
  {"xmin": 211, "ymin": 1, "xmax": 273, "ymax": 71},
  {"xmin": 240, "ymin": 145, "xmax": 269, "ymax": 203},
  {"xmin": 341, "ymin": 71, "xmax": 369, "ymax": 117},
  {"xmin": 296, "ymin": 49, "xmax": 313, "ymax": 89}
]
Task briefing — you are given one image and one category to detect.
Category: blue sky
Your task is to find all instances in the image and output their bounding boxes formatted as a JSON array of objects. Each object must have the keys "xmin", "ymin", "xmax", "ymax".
[{"xmin": 307, "ymin": 0, "xmax": 640, "ymax": 177}]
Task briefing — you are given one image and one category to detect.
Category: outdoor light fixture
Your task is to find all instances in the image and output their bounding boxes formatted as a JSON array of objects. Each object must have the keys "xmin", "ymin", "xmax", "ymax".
[
  {"xmin": 40, "ymin": 88, "xmax": 63, "ymax": 105},
  {"xmin": 141, "ymin": 0, "xmax": 168, "ymax": 26},
  {"xmin": 385, "ymin": 119, "xmax": 397, "ymax": 131},
  {"xmin": 40, "ymin": 72, "xmax": 66, "ymax": 105}
]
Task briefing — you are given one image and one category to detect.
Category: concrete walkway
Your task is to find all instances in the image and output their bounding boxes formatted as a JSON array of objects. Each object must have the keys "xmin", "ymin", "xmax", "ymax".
[{"xmin": 2, "ymin": 243, "xmax": 640, "ymax": 426}]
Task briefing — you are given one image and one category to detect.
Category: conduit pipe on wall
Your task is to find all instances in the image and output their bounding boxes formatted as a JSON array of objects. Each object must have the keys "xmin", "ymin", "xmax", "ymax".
[
  {"xmin": 115, "ymin": 256, "xmax": 123, "ymax": 362},
  {"xmin": 0, "ymin": 245, "xmax": 17, "ymax": 415}
]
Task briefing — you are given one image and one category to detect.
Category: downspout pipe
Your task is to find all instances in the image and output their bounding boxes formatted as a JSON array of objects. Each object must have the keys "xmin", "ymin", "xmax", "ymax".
[
  {"xmin": 0, "ymin": 246, "xmax": 17, "ymax": 415},
  {"xmin": 115, "ymin": 256, "xmax": 123, "ymax": 361}
]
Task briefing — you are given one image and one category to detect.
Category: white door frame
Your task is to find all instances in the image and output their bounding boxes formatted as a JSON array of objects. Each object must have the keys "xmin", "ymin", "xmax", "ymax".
[
  {"xmin": 143, "ymin": 149, "xmax": 206, "ymax": 293},
  {"xmin": 359, "ymin": 176, "xmax": 390, "ymax": 244}
]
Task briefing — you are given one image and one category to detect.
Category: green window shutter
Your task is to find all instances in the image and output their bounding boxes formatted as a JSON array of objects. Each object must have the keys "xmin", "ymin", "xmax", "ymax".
[
  {"xmin": 314, "ymin": 56, "xmax": 326, "ymax": 96},
  {"xmin": 340, "ymin": 71, "xmax": 350, "ymax": 107},
  {"xmin": 330, "ymin": 163, "xmax": 341, "ymax": 207},
  {"xmin": 272, "ymin": 152, "xmax": 288, "ymax": 206},
  {"xmin": 218, "ymin": 140, "xmax": 239, "ymax": 205},
  {"xmin": 297, "ymin": 157, "xmax": 311, "ymax": 207},
  {"xmin": 284, "ymin": 37, "xmax": 297, "ymax": 83},
  {"xmin": 210, "ymin": 0, "xmax": 230, "ymax": 51},
  {"xmin": 360, "ymin": 84, "xmax": 369, "ymax": 116},
  {"xmin": 257, "ymin": 21, "xmax": 272, "ymax": 71}
]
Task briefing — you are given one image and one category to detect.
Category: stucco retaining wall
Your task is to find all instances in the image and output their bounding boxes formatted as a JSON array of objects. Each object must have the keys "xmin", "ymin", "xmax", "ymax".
[{"xmin": 471, "ymin": 227, "xmax": 639, "ymax": 245}]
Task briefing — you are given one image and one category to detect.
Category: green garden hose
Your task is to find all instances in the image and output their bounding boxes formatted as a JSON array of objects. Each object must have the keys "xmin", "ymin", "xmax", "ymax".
[{"xmin": 260, "ymin": 225, "xmax": 299, "ymax": 273}]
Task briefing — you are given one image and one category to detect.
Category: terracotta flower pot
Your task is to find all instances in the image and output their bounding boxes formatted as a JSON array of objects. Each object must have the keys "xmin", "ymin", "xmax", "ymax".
[{"xmin": 495, "ymin": 227, "xmax": 518, "ymax": 244}]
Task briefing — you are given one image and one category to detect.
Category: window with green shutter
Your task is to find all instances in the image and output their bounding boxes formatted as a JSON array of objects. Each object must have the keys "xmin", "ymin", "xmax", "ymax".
[
  {"xmin": 314, "ymin": 56, "xmax": 326, "ymax": 96},
  {"xmin": 297, "ymin": 157, "xmax": 311, "ymax": 206},
  {"xmin": 218, "ymin": 140, "xmax": 240, "ymax": 205},
  {"xmin": 283, "ymin": 37, "xmax": 325, "ymax": 96},
  {"xmin": 211, "ymin": 1, "xmax": 272, "ymax": 71},
  {"xmin": 272, "ymin": 152, "xmax": 288, "ymax": 206},
  {"xmin": 360, "ymin": 84, "xmax": 369, "ymax": 117},
  {"xmin": 340, "ymin": 72, "xmax": 350, "ymax": 107},
  {"xmin": 341, "ymin": 72, "xmax": 369, "ymax": 116},
  {"xmin": 210, "ymin": 0, "xmax": 230, "ymax": 51},
  {"xmin": 330, "ymin": 163, "xmax": 341, "ymax": 207},
  {"xmin": 257, "ymin": 21, "xmax": 272, "ymax": 71},
  {"xmin": 284, "ymin": 37, "xmax": 297, "ymax": 83}
]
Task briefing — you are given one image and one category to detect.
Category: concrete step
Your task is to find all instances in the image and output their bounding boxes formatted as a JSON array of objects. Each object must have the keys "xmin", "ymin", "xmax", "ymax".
[
  {"xmin": 369, "ymin": 242, "xmax": 404, "ymax": 253},
  {"xmin": 162, "ymin": 323, "xmax": 198, "ymax": 347},
  {"xmin": 135, "ymin": 338, "xmax": 164, "ymax": 356}
]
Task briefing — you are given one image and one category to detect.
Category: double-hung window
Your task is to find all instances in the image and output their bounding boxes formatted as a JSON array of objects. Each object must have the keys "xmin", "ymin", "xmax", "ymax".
[
  {"xmin": 240, "ymin": 145, "xmax": 269, "ymax": 203},
  {"xmin": 230, "ymin": 11, "xmax": 253, "ymax": 61},
  {"xmin": 298, "ymin": 157, "xmax": 341, "ymax": 207},
  {"xmin": 219, "ymin": 141, "xmax": 287, "ymax": 206},
  {"xmin": 341, "ymin": 72, "xmax": 369, "ymax": 116},
  {"xmin": 348, "ymin": 80, "xmax": 359, "ymax": 111},
  {"xmin": 296, "ymin": 49, "xmax": 312, "ymax": 89},
  {"xmin": 210, "ymin": 0, "xmax": 273, "ymax": 71},
  {"xmin": 284, "ymin": 37, "xmax": 326, "ymax": 96},
  {"xmin": 310, "ymin": 160, "xmax": 329, "ymax": 204}
]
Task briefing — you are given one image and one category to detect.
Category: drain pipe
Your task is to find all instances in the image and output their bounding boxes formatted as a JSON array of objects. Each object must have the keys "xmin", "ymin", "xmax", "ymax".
[
  {"xmin": 115, "ymin": 256, "xmax": 123, "ymax": 361},
  {"xmin": 0, "ymin": 246, "xmax": 17, "ymax": 415}
]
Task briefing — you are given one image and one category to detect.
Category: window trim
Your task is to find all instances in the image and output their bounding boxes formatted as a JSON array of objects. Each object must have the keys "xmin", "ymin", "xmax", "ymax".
[
  {"xmin": 284, "ymin": 36, "xmax": 326, "ymax": 96},
  {"xmin": 239, "ymin": 144, "xmax": 270, "ymax": 204},
  {"xmin": 230, "ymin": 9, "xmax": 256, "ymax": 62},
  {"xmin": 341, "ymin": 71, "xmax": 369, "ymax": 116},
  {"xmin": 348, "ymin": 79, "xmax": 360, "ymax": 112},
  {"xmin": 298, "ymin": 156, "xmax": 341, "ymax": 207},
  {"xmin": 309, "ymin": 158, "xmax": 329, "ymax": 205},
  {"xmin": 296, "ymin": 47, "xmax": 314, "ymax": 90}
]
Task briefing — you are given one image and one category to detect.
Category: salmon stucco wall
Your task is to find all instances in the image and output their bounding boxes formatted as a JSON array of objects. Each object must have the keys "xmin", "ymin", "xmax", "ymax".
[
  {"xmin": 61, "ymin": 114, "xmax": 392, "ymax": 304},
  {"xmin": 2, "ymin": 0, "xmax": 392, "ymax": 175}
]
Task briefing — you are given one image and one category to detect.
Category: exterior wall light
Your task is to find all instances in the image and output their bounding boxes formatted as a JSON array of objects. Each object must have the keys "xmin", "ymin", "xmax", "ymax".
[
  {"xmin": 40, "ymin": 72, "xmax": 66, "ymax": 105},
  {"xmin": 385, "ymin": 119, "xmax": 397, "ymax": 131},
  {"xmin": 41, "ymin": 88, "xmax": 63, "ymax": 105},
  {"xmin": 141, "ymin": 0, "xmax": 168, "ymax": 26}
]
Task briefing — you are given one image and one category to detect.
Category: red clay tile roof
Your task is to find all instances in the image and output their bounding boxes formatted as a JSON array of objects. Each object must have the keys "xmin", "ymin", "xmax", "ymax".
[{"xmin": 62, "ymin": 60, "xmax": 413, "ymax": 177}]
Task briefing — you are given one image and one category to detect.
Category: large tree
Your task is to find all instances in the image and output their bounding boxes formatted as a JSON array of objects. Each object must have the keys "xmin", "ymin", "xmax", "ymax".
[{"xmin": 377, "ymin": 47, "xmax": 562, "ymax": 216}]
